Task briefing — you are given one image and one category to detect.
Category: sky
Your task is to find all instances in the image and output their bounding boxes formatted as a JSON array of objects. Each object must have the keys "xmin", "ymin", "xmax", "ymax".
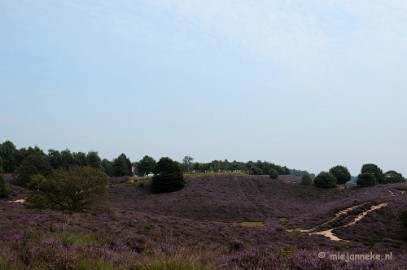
[{"xmin": 1, "ymin": 0, "xmax": 406, "ymax": 176}]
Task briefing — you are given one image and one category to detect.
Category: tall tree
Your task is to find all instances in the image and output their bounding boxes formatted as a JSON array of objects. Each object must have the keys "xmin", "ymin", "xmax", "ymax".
[
  {"xmin": 0, "ymin": 140, "xmax": 18, "ymax": 173},
  {"xmin": 72, "ymin": 152, "xmax": 88, "ymax": 167},
  {"xmin": 15, "ymin": 153, "xmax": 53, "ymax": 186},
  {"xmin": 137, "ymin": 155, "xmax": 156, "ymax": 176},
  {"xmin": 113, "ymin": 153, "xmax": 132, "ymax": 177},
  {"xmin": 182, "ymin": 156, "xmax": 194, "ymax": 173},
  {"xmin": 87, "ymin": 151, "xmax": 101, "ymax": 169},
  {"xmin": 48, "ymin": 149, "xmax": 63, "ymax": 169}
]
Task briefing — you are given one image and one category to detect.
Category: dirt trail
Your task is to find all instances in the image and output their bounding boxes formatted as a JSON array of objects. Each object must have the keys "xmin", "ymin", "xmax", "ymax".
[{"xmin": 292, "ymin": 203, "xmax": 388, "ymax": 241}]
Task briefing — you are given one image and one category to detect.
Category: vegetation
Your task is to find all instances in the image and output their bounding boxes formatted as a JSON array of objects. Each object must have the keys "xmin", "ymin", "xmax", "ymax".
[
  {"xmin": 113, "ymin": 153, "xmax": 132, "ymax": 177},
  {"xmin": 26, "ymin": 166, "xmax": 108, "ymax": 211},
  {"xmin": 269, "ymin": 169, "xmax": 279, "ymax": 179},
  {"xmin": 0, "ymin": 167, "xmax": 9, "ymax": 198},
  {"xmin": 15, "ymin": 153, "xmax": 53, "ymax": 186},
  {"xmin": 357, "ymin": 172, "xmax": 377, "ymax": 187},
  {"xmin": 314, "ymin": 171, "xmax": 337, "ymax": 188},
  {"xmin": 137, "ymin": 155, "xmax": 156, "ymax": 176},
  {"xmin": 301, "ymin": 172, "xmax": 312, "ymax": 185},
  {"xmin": 329, "ymin": 165, "xmax": 351, "ymax": 184},
  {"xmin": 151, "ymin": 157, "xmax": 185, "ymax": 193},
  {"xmin": 361, "ymin": 163, "xmax": 385, "ymax": 184},
  {"xmin": 384, "ymin": 170, "xmax": 405, "ymax": 183}
]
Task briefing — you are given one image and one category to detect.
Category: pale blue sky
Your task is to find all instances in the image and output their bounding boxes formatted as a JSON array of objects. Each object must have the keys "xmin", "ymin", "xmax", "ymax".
[{"xmin": 1, "ymin": 0, "xmax": 406, "ymax": 176}]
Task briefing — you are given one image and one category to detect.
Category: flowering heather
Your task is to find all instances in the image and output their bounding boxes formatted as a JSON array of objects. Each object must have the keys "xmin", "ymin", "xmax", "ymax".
[{"xmin": 0, "ymin": 174, "xmax": 406, "ymax": 269}]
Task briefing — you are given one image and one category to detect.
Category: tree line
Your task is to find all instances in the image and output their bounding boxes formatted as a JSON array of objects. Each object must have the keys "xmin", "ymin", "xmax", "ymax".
[
  {"xmin": 301, "ymin": 164, "xmax": 406, "ymax": 188},
  {"xmin": 0, "ymin": 140, "xmax": 298, "ymax": 181}
]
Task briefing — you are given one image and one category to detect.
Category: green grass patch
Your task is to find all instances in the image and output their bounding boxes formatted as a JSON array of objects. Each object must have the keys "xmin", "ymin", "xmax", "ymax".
[
  {"xmin": 278, "ymin": 217, "xmax": 288, "ymax": 223},
  {"xmin": 57, "ymin": 231, "xmax": 98, "ymax": 246},
  {"xmin": 137, "ymin": 252, "xmax": 222, "ymax": 270},
  {"xmin": 238, "ymin": 221, "xmax": 265, "ymax": 227}
]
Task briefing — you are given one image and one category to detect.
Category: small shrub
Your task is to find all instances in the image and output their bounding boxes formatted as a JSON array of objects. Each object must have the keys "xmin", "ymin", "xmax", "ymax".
[
  {"xmin": 25, "ymin": 192, "xmax": 50, "ymax": 209},
  {"xmin": 276, "ymin": 226, "xmax": 285, "ymax": 232},
  {"xmin": 301, "ymin": 173, "xmax": 312, "ymax": 185},
  {"xmin": 229, "ymin": 240, "xmax": 244, "ymax": 251},
  {"xmin": 269, "ymin": 169, "xmax": 279, "ymax": 179}
]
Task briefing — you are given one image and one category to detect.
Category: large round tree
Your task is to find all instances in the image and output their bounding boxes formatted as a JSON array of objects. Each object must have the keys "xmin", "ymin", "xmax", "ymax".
[
  {"xmin": 361, "ymin": 163, "xmax": 385, "ymax": 184},
  {"xmin": 329, "ymin": 165, "xmax": 351, "ymax": 185},
  {"xmin": 314, "ymin": 172, "xmax": 337, "ymax": 188},
  {"xmin": 151, "ymin": 157, "xmax": 185, "ymax": 193}
]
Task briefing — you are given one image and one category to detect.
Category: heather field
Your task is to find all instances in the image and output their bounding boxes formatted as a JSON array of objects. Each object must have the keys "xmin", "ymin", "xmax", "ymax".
[{"xmin": 1, "ymin": 174, "xmax": 407, "ymax": 269}]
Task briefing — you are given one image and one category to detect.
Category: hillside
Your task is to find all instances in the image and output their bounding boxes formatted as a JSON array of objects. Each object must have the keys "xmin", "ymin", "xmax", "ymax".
[{"xmin": 1, "ymin": 174, "xmax": 407, "ymax": 269}]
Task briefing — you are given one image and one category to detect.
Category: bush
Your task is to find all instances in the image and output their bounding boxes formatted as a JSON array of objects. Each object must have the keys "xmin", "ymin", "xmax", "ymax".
[
  {"xmin": 329, "ymin": 165, "xmax": 351, "ymax": 184},
  {"xmin": 27, "ymin": 166, "xmax": 108, "ymax": 211},
  {"xmin": 269, "ymin": 169, "xmax": 279, "ymax": 179},
  {"xmin": 361, "ymin": 163, "xmax": 384, "ymax": 184},
  {"xmin": 151, "ymin": 157, "xmax": 185, "ymax": 193},
  {"xmin": 384, "ymin": 170, "xmax": 405, "ymax": 184},
  {"xmin": 314, "ymin": 172, "xmax": 337, "ymax": 188},
  {"xmin": 0, "ymin": 168, "xmax": 9, "ymax": 198},
  {"xmin": 356, "ymin": 172, "xmax": 377, "ymax": 187},
  {"xmin": 301, "ymin": 172, "xmax": 312, "ymax": 185}
]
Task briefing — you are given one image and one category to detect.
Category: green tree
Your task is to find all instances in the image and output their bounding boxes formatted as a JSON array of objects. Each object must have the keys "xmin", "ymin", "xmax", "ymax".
[
  {"xmin": 361, "ymin": 163, "xmax": 385, "ymax": 184},
  {"xmin": 113, "ymin": 153, "xmax": 132, "ymax": 176},
  {"xmin": 15, "ymin": 153, "xmax": 53, "ymax": 186},
  {"xmin": 356, "ymin": 172, "xmax": 377, "ymax": 187},
  {"xmin": 314, "ymin": 172, "xmax": 337, "ymax": 188},
  {"xmin": 72, "ymin": 152, "xmax": 88, "ymax": 166},
  {"xmin": 0, "ymin": 140, "xmax": 18, "ymax": 173},
  {"xmin": 384, "ymin": 170, "xmax": 405, "ymax": 184},
  {"xmin": 301, "ymin": 172, "xmax": 313, "ymax": 185},
  {"xmin": 27, "ymin": 166, "xmax": 108, "ymax": 211},
  {"xmin": 101, "ymin": 159, "xmax": 114, "ymax": 176},
  {"xmin": 182, "ymin": 156, "xmax": 194, "ymax": 173},
  {"xmin": 48, "ymin": 149, "xmax": 63, "ymax": 169},
  {"xmin": 86, "ymin": 151, "xmax": 101, "ymax": 169},
  {"xmin": 0, "ymin": 167, "xmax": 9, "ymax": 198},
  {"xmin": 269, "ymin": 169, "xmax": 279, "ymax": 179},
  {"xmin": 61, "ymin": 149, "xmax": 75, "ymax": 169},
  {"xmin": 137, "ymin": 155, "xmax": 156, "ymax": 176},
  {"xmin": 151, "ymin": 157, "xmax": 185, "ymax": 193},
  {"xmin": 329, "ymin": 165, "xmax": 351, "ymax": 185}
]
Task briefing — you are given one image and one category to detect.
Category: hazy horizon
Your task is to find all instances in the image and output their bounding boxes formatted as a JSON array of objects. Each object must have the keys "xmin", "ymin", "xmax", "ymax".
[{"xmin": 1, "ymin": 1, "xmax": 406, "ymax": 177}]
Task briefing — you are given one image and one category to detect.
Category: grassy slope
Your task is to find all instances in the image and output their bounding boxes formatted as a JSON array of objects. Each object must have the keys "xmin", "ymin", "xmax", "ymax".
[{"xmin": 0, "ymin": 174, "xmax": 407, "ymax": 269}]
